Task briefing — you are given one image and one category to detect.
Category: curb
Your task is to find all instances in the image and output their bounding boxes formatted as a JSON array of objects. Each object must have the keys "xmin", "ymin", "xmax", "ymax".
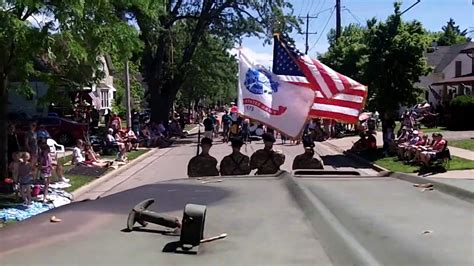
[
  {"xmin": 322, "ymin": 141, "xmax": 474, "ymax": 203},
  {"xmin": 283, "ymin": 173, "xmax": 380, "ymax": 266},
  {"xmin": 389, "ymin": 172, "xmax": 474, "ymax": 204},
  {"xmin": 344, "ymin": 150, "xmax": 474, "ymax": 204},
  {"xmin": 71, "ymin": 148, "xmax": 159, "ymax": 200}
]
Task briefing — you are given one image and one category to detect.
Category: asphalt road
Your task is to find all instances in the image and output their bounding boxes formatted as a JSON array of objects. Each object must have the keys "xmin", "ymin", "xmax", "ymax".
[
  {"xmin": 300, "ymin": 177, "xmax": 474, "ymax": 265},
  {"xmin": 2, "ymin": 134, "xmax": 472, "ymax": 265},
  {"xmin": 76, "ymin": 134, "xmax": 378, "ymax": 200}
]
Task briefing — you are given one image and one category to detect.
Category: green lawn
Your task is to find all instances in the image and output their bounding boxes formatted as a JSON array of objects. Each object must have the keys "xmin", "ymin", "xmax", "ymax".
[
  {"xmin": 65, "ymin": 149, "xmax": 149, "ymax": 192},
  {"xmin": 102, "ymin": 149, "xmax": 150, "ymax": 161},
  {"xmin": 127, "ymin": 149, "xmax": 150, "ymax": 160},
  {"xmin": 357, "ymin": 148, "xmax": 474, "ymax": 173},
  {"xmin": 391, "ymin": 121, "xmax": 445, "ymax": 135},
  {"xmin": 449, "ymin": 139, "xmax": 474, "ymax": 152},
  {"xmin": 64, "ymin": 175, "xmax": 97, "ymax": 192}
]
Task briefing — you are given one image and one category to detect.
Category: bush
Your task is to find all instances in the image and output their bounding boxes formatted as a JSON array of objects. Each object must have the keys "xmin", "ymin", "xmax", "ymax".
[{"xmin": 447, "ymin": 95, "xmax": 474, "ymax": 130}]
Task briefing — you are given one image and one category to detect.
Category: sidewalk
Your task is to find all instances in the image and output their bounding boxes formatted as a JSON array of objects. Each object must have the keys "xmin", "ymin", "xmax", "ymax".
[{"xmin": 328, "ymin": 134, "xmax": 474, "ymax": 160}]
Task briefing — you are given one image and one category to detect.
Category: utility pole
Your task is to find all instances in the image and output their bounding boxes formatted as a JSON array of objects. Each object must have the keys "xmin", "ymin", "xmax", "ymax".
[
  {"xmin": 300, "ymin": 13, "xmax": 318, "ymax": 54},
  {"xmin": 305, "ymin": 14, "xmax": 309, "ymax": 54},
  {"xmin": 125, "ymin": 60, "xmax": 132, "ymax": 128},
  {"xmin": 336, "ymin": 0, "xmax": 341, "ymax": 41}
]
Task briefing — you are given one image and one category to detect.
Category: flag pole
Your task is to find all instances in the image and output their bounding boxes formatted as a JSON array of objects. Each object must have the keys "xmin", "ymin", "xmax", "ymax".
[{"xmin": 196, "ymin": 126, "xmax": 201, "ymax": 156}]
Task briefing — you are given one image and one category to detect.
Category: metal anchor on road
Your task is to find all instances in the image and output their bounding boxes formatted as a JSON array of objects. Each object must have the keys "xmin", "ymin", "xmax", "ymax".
[
  {"xmin": 127, "ymin": 199, "xmax": 182, "ymax": 231},
  {"xmin": 127, "ymin": 199, "xmax": 212, "ymax": 253}
]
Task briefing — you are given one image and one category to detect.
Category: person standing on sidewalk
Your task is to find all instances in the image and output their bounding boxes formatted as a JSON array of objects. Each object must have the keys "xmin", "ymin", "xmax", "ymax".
[
  {"xmin": 382, "ymin": 113, "xmax": 396, "ymax": 156},
  {"xmin": 39, "ymin": 144, "xmax": 52, "ymax": 203}
]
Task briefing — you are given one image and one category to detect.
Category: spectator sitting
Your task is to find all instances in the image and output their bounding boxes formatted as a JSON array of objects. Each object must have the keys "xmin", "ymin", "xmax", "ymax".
[
  {"xmin": 72, "ymin": 139, "xmax": 86, "ymax": 165},
  {"xmin": 126, "ymin": 127, "xmax": 139, "ymax": 150},
  {"xmin": 141, "ymin": 125, "xmax": 154, "ymax": 147},
  {"xmin": 397, "ymin": 130, "xmax": 420, "ymax": 158},
  {"xmin": 412, "ymin": 133, "xmax": 437, "ymax": 163},
  {"xmin": 84, "ymin": 143, "xmax": 112, "ymax": 168},
  {"xmin": 116, "ymin": 129, "xmax": 132, "ymax": 152},
  {"xmin": 404, "ymin": 134, "xmax": 428, "ymax": 161},
  {"xmin": 157, "ymin": 121, "xmax": 167, "ymax": 137},
  {"xmin": 106, "ymin": 128, "xmax": 127, "ymax": 161},
  {"xmin": 419, "ymin": 133, "xmax": 447, "ymax": 166},
  {"xmin": 350, "ymin": 132, "xmax": 376, "ymax": 152},
  {"xmin": 169, "ymin": 119, "xmax": 183, "ymax": 137}
]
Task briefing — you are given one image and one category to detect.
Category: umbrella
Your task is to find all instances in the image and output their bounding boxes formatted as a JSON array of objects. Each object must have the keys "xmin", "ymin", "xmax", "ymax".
[{"xmin": 358, "ymin": 112, "xmax": 372, "ymax": 121}]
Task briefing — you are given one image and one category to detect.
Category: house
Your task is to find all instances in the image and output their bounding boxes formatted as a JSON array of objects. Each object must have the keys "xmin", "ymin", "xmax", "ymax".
[
  {"xmin": 8, "ymin": 55, "xmax": 116, "ymax": 117},
  {"xmin": 417, "ymin": 42, "xmax": 474, "ymax": 107}
]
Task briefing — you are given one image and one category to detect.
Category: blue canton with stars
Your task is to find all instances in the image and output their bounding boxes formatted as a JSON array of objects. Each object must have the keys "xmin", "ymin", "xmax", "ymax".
[
  {"xmin": 272, "ymin": 36, "xmax": 306, "ymax": 77},
  {"xmin": 244, "ymin": 67, "xmax": 279, "ymax": 95}
]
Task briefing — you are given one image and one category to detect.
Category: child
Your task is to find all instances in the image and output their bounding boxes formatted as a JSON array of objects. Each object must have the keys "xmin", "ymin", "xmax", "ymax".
[
  {"xmin": 16, "ymin": 152, "xmax": 33, "ymax": 205},
  {"xmin": 39, "ymin": 144, "xmax": 52, "ymax": 203}
]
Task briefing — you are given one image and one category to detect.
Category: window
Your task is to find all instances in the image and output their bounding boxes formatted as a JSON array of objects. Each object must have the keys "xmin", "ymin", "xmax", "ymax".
[
  {"xmin": 101, "ymin": 90, "xmax": 109, "ymax": 108},
  {"xmin": 455, "ymin": 61, "xmax": 462, "ymax": 77}
]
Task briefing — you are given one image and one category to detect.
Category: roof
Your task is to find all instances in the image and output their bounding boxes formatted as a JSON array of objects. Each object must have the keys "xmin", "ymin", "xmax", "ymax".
[
  {"xmin": 460, "ymin": 42, "xmax": 474, "ymax": 54},
  {"xmin": 431, "ymin": 72, "xmax": 474, "ymax": 86},
  {"xmin": 425, "ymin": 42, "xmax": 474, "ymax": 73}
]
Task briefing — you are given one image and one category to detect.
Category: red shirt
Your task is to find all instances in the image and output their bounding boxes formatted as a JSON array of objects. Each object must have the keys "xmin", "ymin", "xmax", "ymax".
[{"xmin": 432, "ymin": 139, "xmax": 446, "ymax": 151}]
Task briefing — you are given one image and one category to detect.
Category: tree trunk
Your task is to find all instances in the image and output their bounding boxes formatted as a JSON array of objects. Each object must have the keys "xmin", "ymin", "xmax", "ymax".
[
  {"xmin": 150, "ymin": 82, "xmax": 178, "ymax": 126},
  {"xmin": 0, "ymin": 76, "xmax": 8, "ymax": 178}
]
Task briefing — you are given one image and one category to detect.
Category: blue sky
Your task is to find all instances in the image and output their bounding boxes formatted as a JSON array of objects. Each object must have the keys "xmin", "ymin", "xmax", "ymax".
[{"xmin": 239, "ymin": 0, "xmax": 474, "ymax": 66}]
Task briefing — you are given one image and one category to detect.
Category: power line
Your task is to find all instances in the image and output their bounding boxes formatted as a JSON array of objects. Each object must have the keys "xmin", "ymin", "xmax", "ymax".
[
  {"xmin": 308, "ymin": 0, "xmax": 316, "ymax": 15},
  {"xmin": 342, "ymin": 7, "xmax": 363, "ymax": 25},
  {"xmin": 309, "ymin": 6, "xmax": 336, "ymax": 53},
  {"xmin": 296, "ymin": 0, "xmax": 308, "ymax": 17}
]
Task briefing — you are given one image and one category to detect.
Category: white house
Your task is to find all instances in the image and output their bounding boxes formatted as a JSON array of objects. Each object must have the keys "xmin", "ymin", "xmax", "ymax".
[
  {"xmin": 417, "ymin": 42, "xmax": 474, "ymax": 106},
  {"xmin": 8, "ymin": 55, "xmax": 116, "ymax": 117}
]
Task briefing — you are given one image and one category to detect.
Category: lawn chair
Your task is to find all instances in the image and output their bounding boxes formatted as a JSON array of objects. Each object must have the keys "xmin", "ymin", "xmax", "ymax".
[
  {"xmin": 47, "ymin": 138, "xmax": 66, "ymax": 163},
  {"xmin": 430, "ymin": 141, "xmax": 451, "ymax": 169}
]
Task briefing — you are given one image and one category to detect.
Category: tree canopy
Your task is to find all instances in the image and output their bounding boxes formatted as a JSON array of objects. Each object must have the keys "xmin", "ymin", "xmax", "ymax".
[
  {"xmin": 117, "ymin": 0, "xmax": 299, "ymax": 123},
  {"xmin": 319, "ymin": 3, "xmax": 432, "ymax": 117},
  {"xmin": 435, "ymin": 18, "xmax": 471, "ymax": 46}
]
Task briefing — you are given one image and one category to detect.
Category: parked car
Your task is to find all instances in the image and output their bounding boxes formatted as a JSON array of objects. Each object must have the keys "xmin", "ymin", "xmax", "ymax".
[
  {"xmin": 17, "ymin": 116, "xmax": 89, "ymax": 146},
  {"xmin": 38, "ymin": 117, "xmax": 89, "ymax": 145}
]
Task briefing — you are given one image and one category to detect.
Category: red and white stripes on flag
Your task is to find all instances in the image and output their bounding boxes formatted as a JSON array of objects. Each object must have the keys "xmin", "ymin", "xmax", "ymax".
[
  {"xmin": 272, "ymin": 35, "xmax": 367, "ymax": 124},
  {"xmin": 279, "ymin": 69, "xmax": 367, "ymax": 124}
]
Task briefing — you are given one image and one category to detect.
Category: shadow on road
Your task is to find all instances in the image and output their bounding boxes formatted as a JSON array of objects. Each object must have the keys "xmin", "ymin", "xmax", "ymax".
[
  {"xmin": 0, "ymin": 182, "xmax": 231, "ymax": 255},
  {"xmin": 320, "ymin": 154, "xmax": 370, "ymax": 168}
]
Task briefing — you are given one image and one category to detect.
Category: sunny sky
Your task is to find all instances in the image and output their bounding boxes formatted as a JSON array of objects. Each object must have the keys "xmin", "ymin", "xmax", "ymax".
[{"xmin": 240, "ymin": 0, "xmax": 474, "ymax": 66}]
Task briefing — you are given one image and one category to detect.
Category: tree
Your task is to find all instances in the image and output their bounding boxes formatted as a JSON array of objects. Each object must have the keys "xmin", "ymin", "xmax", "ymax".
[
  {"xmin": 112, "ymin": 58, "xmax": 146, "ymax": 116},
  {"xmin": 0, "ymin": 0, "xmax": 140, "ymax": 176},
  {"xmin": 364, "ymin": 3, "xmax": 431, "ymax": 116},
  {"xmin": 318, "ymin": 24, "xmax": 368, "ymax": 84},
  {"xmin": 178, "ymin": 33, "xmax": 237, "ymax": 110},
  {"xmin": 118, "ymin": 0, "xmax": 299, "ymax": 124},
  {"xmin": 436, "ymin": 18, "xmax": 470, "ymax": 46}
]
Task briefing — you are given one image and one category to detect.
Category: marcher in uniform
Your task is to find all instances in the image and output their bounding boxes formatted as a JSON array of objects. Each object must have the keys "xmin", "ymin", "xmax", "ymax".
[
  {"xmin": 292, "ymin": 139, "xmax": 324, "ymax": 170},
  {"xmin": 187, "ymin": 137, "xmax": 219, "ymax": 177},
  {"xmin": 220, "ymin": 138, "xmax": 250, "ymax": 176},
  {"xmin": 250, "ymin": 133, "xmax": 285, "ymax": 175}
]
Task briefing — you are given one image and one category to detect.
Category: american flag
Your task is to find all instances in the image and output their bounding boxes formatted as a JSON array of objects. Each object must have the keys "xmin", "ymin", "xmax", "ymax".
[{"xmin": 272, "ymin": 35, "xmax": 367, "ymax": 123}]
